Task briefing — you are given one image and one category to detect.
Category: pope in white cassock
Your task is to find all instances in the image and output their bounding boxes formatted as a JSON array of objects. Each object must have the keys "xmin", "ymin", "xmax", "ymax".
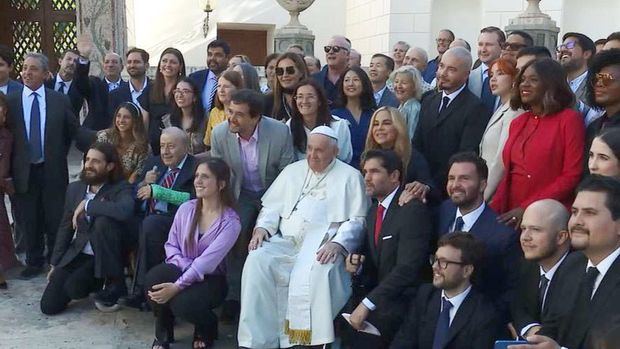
[{"xmin": 237, "ymin": 126, "xmax": 369, "ymax": 348}]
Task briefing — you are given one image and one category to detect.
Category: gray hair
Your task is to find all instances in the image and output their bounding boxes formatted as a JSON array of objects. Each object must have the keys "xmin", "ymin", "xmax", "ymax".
[
  {"xmin": 24, "ymin": 52, "xmax": 49, "ymax": 72},
  {"xmin": 161, "ymin": 126, "xmax": 189, "ymax": 149},
  {"xmin": 450, "ymin": 38, "xmax": 472, "ymax": 52},
  {"xmin": 390, "ymin": 65, "xmax": 424, "ymax": 100},
  {"xmin": 330, "ymin": 35, "xmax": 351, "ymax": 50},
  {"xmin": 104, "ymin": 52, "xmax": 123, "ymax": 64},
  {"xmin": 409, "ymin": 47, "xmax": 428, "ymax": 62},
  {"xmin": 234, "ymin": 62, "xmax": 261, "ymax": 93},
  {"xmin": 394, "ymin": 41, "xmax": 411, "ymax": 51},
  {"xmin": 444, "ymin": 47, "xmax": 473, "ymax": 70}
]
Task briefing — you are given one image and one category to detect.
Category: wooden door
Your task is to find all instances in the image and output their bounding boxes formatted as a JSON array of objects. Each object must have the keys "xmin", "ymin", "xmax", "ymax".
[
  {"xmin": 217, "ymin": 28, "xmax": 267, "ymax": 66},
  {"xmin": 0, "ymin": 0, "xmax": 77, "ymax": 77}
]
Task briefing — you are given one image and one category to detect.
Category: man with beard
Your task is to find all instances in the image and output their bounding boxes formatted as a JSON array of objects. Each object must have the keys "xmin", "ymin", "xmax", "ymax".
[
  {"xmin": 436, "ymin": 152, "xmax": 519, "ymax": 323},
  {"xmin": 189, "ymin": 39, "xmax": 231, "ymax": 114},
  {"xmin": 39, "ymin": 142, "xmax": 133, "ymax": 315},
  {"xmin": 312, "ymin": 35, "xmax": 351, "ymax": 105},
  {"xmin": 391, "ymin": 232, "xmax": 503, "ymax": 349},
  {"xmin": 512, "ymin": 199, "xmax": 581, "ymax": 339},
  {"xmin": 423, "ymin": 29, "xmax": 454, "ymax": 83},
  {"xmin": 109, "ymin": 47, "xmax": 150, "ymax": 115},
  {"xmin": 501, "ymin": 31, "xmax": 534, "ymax": 63},
  {"xmin": 368, "ymin": 54, "xmax": 399, "ymax": 108},
  {"xmin": 511, "ymin": 175, "xmax": 620, "ymax": 349},
  {"xmin": 45, "ymin": 49, "xmax": 90, "ymax": 117},
  {"xmin": 559, "ymin": 32, "xmax": 595, "ymax": 105}
]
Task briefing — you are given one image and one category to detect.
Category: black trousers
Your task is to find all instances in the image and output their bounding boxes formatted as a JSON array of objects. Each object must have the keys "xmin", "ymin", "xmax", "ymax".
[
  {"xmin": 135, "ymin": 214, "xmax": 174, "ymax": 288},
  {"xmin": 144, "ymin": 263, "xmax": 227, "ymax": 341},
  {"xmin": 89, "ymin": 216, "xmax": 125, "ymax": 279},
  {"xmin": 14, "ymin": 164, "xmax": 65, "ymax": 267},
  {"xmin": 226, "ymin": 190, "xmax": 261, "ymax": 302},
  {"xmin": 40, "ymin": 253, "xmax": 102, "ymax": 315}
]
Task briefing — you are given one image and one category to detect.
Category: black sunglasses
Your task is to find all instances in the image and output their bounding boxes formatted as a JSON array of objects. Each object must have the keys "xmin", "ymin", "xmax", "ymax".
[
  {"xmin": 324, "ymin": 45, "xmax": 349, "ymax": 54},
  {"xmin": 275, "ymin": 66, "xmax": 296, "ymax": 76}
]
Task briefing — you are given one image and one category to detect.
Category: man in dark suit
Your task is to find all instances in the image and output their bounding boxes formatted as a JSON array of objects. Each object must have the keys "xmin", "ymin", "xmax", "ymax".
[
  {"xmin": 121, "ymin": 126, "xmax": 196, "ymax": 309},
  {"xmin": 512, "ymin": 199, "xmax": 578, "ymax": 338},
  {"xmin": 0, "ymin": 44, "xmax": 22, "ymax": 95},
  {"xmin": 413, "ymin": 47, "xmax": 490, "ymax": 193},
  {"xmin": 437, "ymin": 152, "xmax": 520, "ymax": 322},
  {"xmin": 512, "ymin": 175, "xmax": 620, "ymax": 349},
  {"xmin": 108, "ymin": 48, "xmax": 150, "ymax": 116},
  {"xmin": 45, "ymin": 49, "xmax": 90, "ymax": 117},
  {"xmin": 211, "ymin": 88, "xmax": 294, "ymax": 319},
  {"xmin": 369, "ymin": 54, "xmax": 399, "ymax": 108},
  {"xmin": 312, "ymin": 35, "xmax": 350, "ymax": 105},
  {"xmin": 82, "ymin": 52, "xmax": 126, "ymax": 131},
  {"xmin": 391, "ymin": 232, "xmax": 504, "ymax": 349},
  {"xmin": 40, "ymin": 142, "xmax": 133, "ymax": 315},
  {"xmin": 188, "ymin": 39, "xmax": 230, "ymax": 114},
  {"xmin": 7, "ymin": 52, "xmax": 79, "ymax": 279},
  {"xmin": 345, "ymin": 149, "xmax": 432, "ymax": 347}
]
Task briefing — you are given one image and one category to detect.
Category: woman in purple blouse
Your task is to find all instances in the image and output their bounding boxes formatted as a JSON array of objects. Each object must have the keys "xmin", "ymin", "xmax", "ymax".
[{"xmin": 145, "ymin": 157, "xmax": 241, "ymax": 349}]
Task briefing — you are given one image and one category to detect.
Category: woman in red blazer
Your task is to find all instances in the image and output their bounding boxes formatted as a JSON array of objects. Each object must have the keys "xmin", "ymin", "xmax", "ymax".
[{"xmin": 490, "ymin": 58, "xmax": 585, "ymax": 228}]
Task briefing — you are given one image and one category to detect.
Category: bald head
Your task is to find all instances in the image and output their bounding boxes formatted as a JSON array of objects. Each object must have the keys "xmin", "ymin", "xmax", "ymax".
[
  {"xmin": 436, "ymin": 47, "xmax": 472, "ymax": 93},
  {"xmin": 103, "ymin": 52, "xmax": 123, "ymax": 81},
  {"xmin": 521, "ymin": 199, "xmax": 571, "ymax": 266},
  {"xmin": 403, "ymin": 47, "xmax": 428, "ymax": 72},
  {"xmin": 443, "ymin": 47, "xmax": 472, "ymax": 70},
  {"xmin": 449, "ymin": 38, "xmax": 471, "ymax": 52}
]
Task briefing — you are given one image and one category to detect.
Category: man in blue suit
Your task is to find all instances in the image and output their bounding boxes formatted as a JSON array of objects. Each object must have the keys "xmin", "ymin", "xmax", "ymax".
[
  {"xmin": 437, "ymin": 152, "xmax": 520, "ymax": 323},
  {"xmin": 0, "ymin": 45, "xmax": 22, "ymax": 95},
  {"xmin": 188, "ymin": 39, "xmax": 231, "ymax": 114},
  {"xmin": 369, "ymin": 54, "xmax": 399, "ymax": 108}
]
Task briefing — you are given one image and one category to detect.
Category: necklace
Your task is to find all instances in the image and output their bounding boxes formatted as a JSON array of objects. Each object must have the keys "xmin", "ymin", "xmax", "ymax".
[{"xmin": 291, "ymin": 168, "xmax": 329, "ymax": 212}]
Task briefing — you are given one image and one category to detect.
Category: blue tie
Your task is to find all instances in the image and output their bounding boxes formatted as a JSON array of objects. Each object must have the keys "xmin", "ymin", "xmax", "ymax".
[
  {"xmin": 29, "ymin": 92, "xmax": 43, "ymax": 163},
  {"xmin": 432, "ymin": 297, "xmax": 453, "ymax": 349},
  {"xmin": 58, "ymin": 81, "xmax": 66, "ymax": 94},
  {"xmin": 481, "ymin": 73, "xmax": 495, "ymax": 113},
  {"xmin": 453, "ymin": 216, "xmax": 465, "ymax": 232}
]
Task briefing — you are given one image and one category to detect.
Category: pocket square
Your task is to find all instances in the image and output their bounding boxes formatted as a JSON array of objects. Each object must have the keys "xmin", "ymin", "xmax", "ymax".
[{"xmin": 382, "ymin": 235, "xmax": 393, "ymax": 240}]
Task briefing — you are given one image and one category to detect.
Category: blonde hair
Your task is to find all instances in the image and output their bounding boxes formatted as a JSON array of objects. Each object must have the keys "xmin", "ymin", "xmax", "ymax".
[{"xmin": 364, "ymin": 106, "xmax": 412, "ymax": 173}]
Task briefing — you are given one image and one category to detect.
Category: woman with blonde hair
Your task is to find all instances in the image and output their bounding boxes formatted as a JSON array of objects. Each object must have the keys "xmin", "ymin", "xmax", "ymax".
[
  {"xmin": 364, "ymin": 106, "xmax": 438, "ymax": 203},
  {"xmin": 391, "ymin": 66, "xmax": 425, "ymax": 139},
  {"xmin": 203, "ymin": 70, "xmax": 244, "ymax": 150}
]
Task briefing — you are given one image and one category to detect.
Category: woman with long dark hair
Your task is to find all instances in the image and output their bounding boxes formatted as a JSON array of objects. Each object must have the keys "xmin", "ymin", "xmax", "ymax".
[
  {"xmin": 287, "ymin": 79, "xmax": 352, "ymax": 162},
  {"xmin": 96, "ymin": 102, "xmax": 150, "ymax": 183},
  {"xmin": 138, "ymin": 47, "xmax": 186, "ymax": 154},
  {"xmin": 491, "ymin": 58, "xmax": 585, "ymax": 227},
  {"xmin": 265, "ymin": 52, "xmax": 308, "ymax": 121},
  {"xmin": 589, "ymin": 128, "xmax": 620, "ymax": 177},
  {"xmin": 163, "ymin": 77, "xmax": 206, "ymax": 154},
  {"xmin": 332, "ymin": 66, "xmax": 377, "ymax": 168},
  {"xmin": 145, "ymin": 157, "xmax": 240, "ymax": 349}
]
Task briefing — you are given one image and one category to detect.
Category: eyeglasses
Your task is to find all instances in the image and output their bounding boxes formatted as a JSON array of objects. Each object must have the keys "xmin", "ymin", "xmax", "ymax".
[
  {"xmin": 435, "ymin": 38, "xmax": 452, "ymax": 44},
  {"xmin": 501, "ymin": 42, "xmax": 527, "ymax": 51},
  {"xmin": 275, "ymin": 66, "xmax": 296, "ymax": 76},
  {"xmin": 324, "ymin": 45, "xmax": 349, "ymax": 54},
  {"xmin": 173, "ymin": 89, "xmax": 193, "ymax": 96},
  {"xmin": 592, "ymin": 73, "xmax": 617, "ymax": 87},
  {"xmin": 556, "ymin": 41, "xmax": 577, "ymax": 52},
  {"xmin": 429, "ymin": 255, "xmax": 466, "ymax": 269}
]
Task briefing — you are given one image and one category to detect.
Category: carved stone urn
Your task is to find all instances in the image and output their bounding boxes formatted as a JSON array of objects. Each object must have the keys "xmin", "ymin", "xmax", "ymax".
[{"xmin": 276, "ymin": 0, "xmax": 316, "ymax": 28}]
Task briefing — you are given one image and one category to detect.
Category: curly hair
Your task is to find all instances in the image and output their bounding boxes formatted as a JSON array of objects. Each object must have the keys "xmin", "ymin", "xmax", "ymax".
[{"xmin": 585, "ymin": 48, "xmax": 620, "ymax": 110}]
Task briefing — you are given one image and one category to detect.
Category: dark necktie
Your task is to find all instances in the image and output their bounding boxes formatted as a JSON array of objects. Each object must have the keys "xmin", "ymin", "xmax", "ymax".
[
  {"xmin": 453, "ymin": 216, "xmax": 464, "ymax": 232},
  {"xmin": 58, "ymin": 81, "xmax": 66, "ymax": 94},
  {"xmin": 432, "ymin": 297, "xmax": 453, "ymax": 349},
  {"xmin": 29, "ymin": 92, "xmax": 43, "ymax": 163},
  {"xmin": 584, "ymin": 266, "xmax": 600, "ymax": 301},
  {"xmin": 374, "ymin": 204, "xmax": 385, "ymax": 246},
  {"xmin": 207, "ymin": 75, "xmax": 217, "ymax": 112},
  {"xmin": 149, "ymin": 168, "xmax": 180, "ymax": 213},
  {"xmin": 439, "ymin": 96, "xmax": 450, "ymax": 114},
  {"xmin": 538, "ymin": 274, "xmax": 549, "ymax": 312},
  {"xmin": 481, "ymin": 72, "xmax": 495, "ymax": 112}
]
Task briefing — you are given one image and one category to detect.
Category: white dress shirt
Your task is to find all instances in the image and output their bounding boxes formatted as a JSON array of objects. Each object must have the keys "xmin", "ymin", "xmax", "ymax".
[
  {"xmin": 0, "ymin": 84, "xmax": 7, "ymax": 95},
  {"xmin": 452, "ymin": 202, "xmax": 486, "ymax": 232},
  {"xmin": 130, "ymin": 78, "xmax": 148, "ymax": 107},
  {"xmin": 22, "ymin": 85, "xmax": 47, "ymax": 152},
  {"xmin": 438, "ymin": 83, "xmax": 467, "ymax": 112},
  {"xmin": 105, "ymin": 77, "xmax": 122, "ymax": 92},
  {"xmin": 373, "ymin": 84, "xmax": 388, "ymax": 106},
  {"xmin": 587, "ymin": 246, "xmax": 620, "ymax": 298},
  {"xmin": 568, "ymin": 70, "xmax": 588, "ymax": 93},
  {"xmin": 441, "ymin": 285, "xmax": 472, "ymax": 325},
  {"xmin": 54, "ymin": 74, "xmax": 73, "ymax": 94},
  {"xmin": 201, "ymin": 69, "xmax": 218, "ymax": 112}
]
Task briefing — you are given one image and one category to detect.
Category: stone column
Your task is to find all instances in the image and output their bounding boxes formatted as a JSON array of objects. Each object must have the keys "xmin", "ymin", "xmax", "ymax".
[
  {"xmin": 77, "ymin": 0, "xmax": 127, "ymax": 76},
  {"xmin": 504, "ymin": 0, "xmax": 559, "ymax": 55},
  {"xmin": 273, "ymin": 0, "xmax": 316, "ymax": 55}
]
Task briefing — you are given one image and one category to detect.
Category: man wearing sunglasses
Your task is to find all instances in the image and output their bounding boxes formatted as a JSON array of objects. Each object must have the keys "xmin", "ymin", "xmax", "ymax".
[
  {"xmin": 559, "ymin": 32, "xmax": 596, "ymax": 106},
  {"xmin": 501, "ymin": 31, "xmax": 534, "ymax": 63},
  {"xmin": 584, "ymin": 49, "xmax": 620, "ymax": 165},
  {"xmin": 391, "ymin": 232, "xmax": 504, "ymax": 349},
  {"xmin": 311, "ymin": 35, "xmax": 350, "ymax": 105},
  {"xmin": 436, "ymin": 152, "xmax": 519, "ymax": 325}
]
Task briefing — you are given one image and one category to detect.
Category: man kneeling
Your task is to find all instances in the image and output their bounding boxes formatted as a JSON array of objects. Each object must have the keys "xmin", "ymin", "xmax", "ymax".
[
  {"xmin": 238, "ymin": 126, "xmax": 369, "ymax": 348},
  {"xmin": 40, "ymin": 142, "xmax": 134, "ymax": 314}
]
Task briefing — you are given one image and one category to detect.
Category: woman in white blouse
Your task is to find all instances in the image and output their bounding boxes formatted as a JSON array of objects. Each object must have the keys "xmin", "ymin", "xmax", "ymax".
[
  {"xmin": 286, "ymin": 79, "xmax": 353, "ymax": 163},
  {"xmin": 479, "ymin": 58, "xmax": 525, "ymax": 201}
]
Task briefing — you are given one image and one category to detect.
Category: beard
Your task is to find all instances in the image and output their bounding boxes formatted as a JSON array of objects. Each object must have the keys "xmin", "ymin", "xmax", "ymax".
[{"xmin": 79, "ymin": 168, "xmax": 109, "ymax": 185}]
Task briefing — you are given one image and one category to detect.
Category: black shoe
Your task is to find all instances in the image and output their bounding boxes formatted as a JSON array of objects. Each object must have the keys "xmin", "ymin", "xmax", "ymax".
[
  {"xmin": 118, "ymin": 292, "xmax": 150, "ymax": 311},
  {"xmin": 18, "ymin": 265, "xmax": 44, "ymax": 280},
  {"xmin": 0, "ymin": 282, "xmax": 7, "ymax": 290},
  {"xmin": 94, "ymin": 282, "xmax": 127, "ymax": 312},
  {"xmin": 219, "ymin": 300, "xmax": 240, "ymax": 323}
]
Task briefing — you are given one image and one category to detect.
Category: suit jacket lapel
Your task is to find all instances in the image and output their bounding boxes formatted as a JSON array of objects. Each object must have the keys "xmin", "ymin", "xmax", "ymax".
[
  {"xmin": 257, "ymin": 117, "xmax": 269, "ymax": 186},
  {"xmin": 173, "ymin": 155, "xmax": 194, "ymax": 189},
  {"xmin": 445, "ymin": 290, "xmax": 476, "ymax": 345},
  {"xmin": 431, "ymin": 90, "xmax": 463, "ymax": 129},
  {"xmin": 589, "ymin": 255, "xmax": 620, "ymax": 316},
  {"xmin": 367, "ymin": 203, "xmax": 379, "ymax": 262},
  {"xmin": 226, "ymin": 128, "xmax": 243, "ymax": 187},
  {"xmin": 376, "ymin": 189, "xmax": 402, "ymax": 256}
]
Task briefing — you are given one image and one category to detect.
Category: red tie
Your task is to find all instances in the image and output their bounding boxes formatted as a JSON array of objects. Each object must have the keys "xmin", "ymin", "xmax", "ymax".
[{"xmin": 374, "ymin": 204, "xmax": 385, "ymax": 246}]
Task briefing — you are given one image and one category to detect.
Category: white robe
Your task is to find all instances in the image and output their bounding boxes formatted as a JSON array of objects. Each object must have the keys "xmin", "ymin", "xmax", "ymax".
[{"xmin": 238, "ymin": 159, "xmax": 368, "ymax": 348}]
